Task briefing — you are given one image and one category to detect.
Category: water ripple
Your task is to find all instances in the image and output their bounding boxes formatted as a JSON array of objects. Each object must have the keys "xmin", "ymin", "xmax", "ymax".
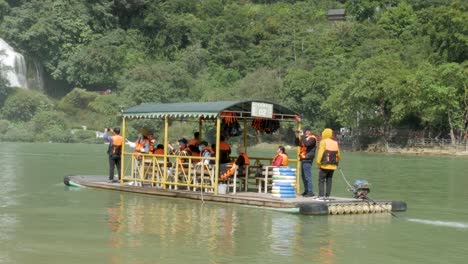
[{"xmin": 408, "ymin": 218, "xmax": 468, "ymax": 229}]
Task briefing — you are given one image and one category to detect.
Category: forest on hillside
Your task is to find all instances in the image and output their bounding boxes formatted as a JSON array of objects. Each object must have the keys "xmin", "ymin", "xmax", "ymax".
[{"xmin": 0, "ymin": 0, "xmax": 466, "ymax": 147}]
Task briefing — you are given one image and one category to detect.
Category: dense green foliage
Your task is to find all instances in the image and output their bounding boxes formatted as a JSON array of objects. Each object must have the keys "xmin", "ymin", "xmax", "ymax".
[{"xmin": 0, "ymin": 0, "xmax": 466, "ymax": 145}]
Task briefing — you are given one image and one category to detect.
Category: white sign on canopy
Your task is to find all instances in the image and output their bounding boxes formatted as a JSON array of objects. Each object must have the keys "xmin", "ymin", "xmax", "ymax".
[{"xmin": 251, "ymin": 102, "xmax": 273, "ymax": 118}]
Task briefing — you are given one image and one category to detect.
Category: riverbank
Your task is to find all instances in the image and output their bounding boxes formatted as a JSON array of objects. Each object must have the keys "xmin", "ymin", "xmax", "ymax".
[
  {"xmin": 386, "ymin": 147, "xmax": 468, "ymax": 156},
  {"xmin": 254, "ymin": 143, "xmax": 468, "ymax": 157}
]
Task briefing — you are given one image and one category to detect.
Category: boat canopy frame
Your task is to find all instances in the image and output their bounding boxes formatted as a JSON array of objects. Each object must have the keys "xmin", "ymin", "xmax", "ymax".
[
  {"xmin": 119, "ymin": 100, "xmax": 302, "ymax": 194},
  {"xmin": 122, "ymin": 100, "xmax": 299, "ymax": 121}
]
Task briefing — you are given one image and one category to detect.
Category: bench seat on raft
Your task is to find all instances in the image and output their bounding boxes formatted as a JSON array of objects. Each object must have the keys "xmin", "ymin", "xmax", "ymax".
[
  {"xmin": 222, "ymin": 163, "xmax": 249, "ymax": 194},
  {"xmin": 256, "ymin": 166, "xmax": 290, "ymax": 193},
  {"xmin": 192, "ymin": 163, "xmax": 216, "ymax": 192}
]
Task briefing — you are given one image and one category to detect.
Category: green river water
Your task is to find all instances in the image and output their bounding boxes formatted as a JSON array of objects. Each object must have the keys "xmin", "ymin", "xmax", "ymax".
[{"xmin": 0, "ymin": 142, "xmax": 467, "ymax": 264}]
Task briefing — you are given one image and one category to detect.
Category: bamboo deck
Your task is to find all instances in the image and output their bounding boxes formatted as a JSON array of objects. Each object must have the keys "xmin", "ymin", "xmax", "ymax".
[{"xmin": 64, "ymin": 175, "xmax": 406, "ymax": 215}]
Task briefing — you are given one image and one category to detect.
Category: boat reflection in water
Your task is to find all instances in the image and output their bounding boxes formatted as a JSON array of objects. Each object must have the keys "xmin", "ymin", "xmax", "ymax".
[{"xmin": 103, "ymin": 192, "xmax": 395, "ymax": 263}]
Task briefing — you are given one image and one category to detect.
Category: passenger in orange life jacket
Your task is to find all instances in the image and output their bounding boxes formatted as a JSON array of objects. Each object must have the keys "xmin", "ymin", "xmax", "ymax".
[
  {"xmin": 316, "ymin": 128, "xmax": 341, "ymax": 199},
  {"xmin": 295, "ymin": 128, "xmax": 317, "ymax": 197},
  {"xmin": 218, "ymin": 135, "xmax": 231, "ymax": 163},
  {"xmin": 188, "ymin": 132, "xmax": 201, "ymax": 156},
  {"xmin": 220, "ymin": 146, "xmax": 250, "ymax": 180},
  {"xmin": 147, "ymin": 131, "xmax": 156, "ymax": 154},
  {"xmin": 272, "ymin": 146, "xmax": 289, "ymax": 167},
  {"xmin": 197, "ymin": 141, "xmax": 214, "ymax": 165},
  {"xmin": 168, "ymin": 138, "xmax": 192, "ymax": 163},
  {"xmin": 154, "ymin": 144, "xmax": 171, "ymax": 165},
  {"xmin": 154, "ymin": 144, "xmax": 165, "ymax": 155},
  {"xmin": 103, "ymin": 127, "xmax": 123, "ymax": 183},
  {"xmin": 133, "ymin": 128, "xmax": 150, "ymax": 155}
]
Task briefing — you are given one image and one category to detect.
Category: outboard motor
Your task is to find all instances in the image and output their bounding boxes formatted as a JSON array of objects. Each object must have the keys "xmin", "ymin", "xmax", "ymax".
[{"xmin": 353, "ymin": 180, "xmax": 370, "ymax": 199}]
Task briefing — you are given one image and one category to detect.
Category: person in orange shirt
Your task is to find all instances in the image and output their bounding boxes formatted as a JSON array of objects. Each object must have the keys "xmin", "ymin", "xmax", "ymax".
[
  {"xmin": 272, "ymin": 146, "xmax": 289, "ymax": 167},
  {"xmin": 198, "ymin": 141, "xmax": 214, "ymax": 165},
  {"xmin": 219, "ymin": 135, "xmax": 231, "ymax": 164},
  {"xmin": 169, "ymin": 138, "xmax": 192, "ymax": 163},
  {"xmin": 295, "ymin": 128, "xmax": 317, "ymax": 197},
  {"xmin": 154, "ymin": 144, "xmax": 171, "ymax": 165},
  {"xmin": 133, "ymin": 128, "xmax": 150, "ymax": 155},
  {"xmin": 148, "ymin": 131, "xmax": 156, "ymax": 154},
  {"xmin": 154, "ymin": 144, "xmax": 164, "ymax": 155},
  {"xmin": 103, "ymin": 127, "xmax": 123, "ymax": 183},
  {"xmin": 220, "ymin": 146, "xmax": 250, "ymax": 180},
  {"xmin": 188, "ymin": 132, "xmax": 201, "ymax": 155}
]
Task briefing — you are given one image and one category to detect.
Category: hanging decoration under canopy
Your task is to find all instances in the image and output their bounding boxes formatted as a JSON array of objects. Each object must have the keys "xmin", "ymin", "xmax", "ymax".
[
  {"xmin": 221, "ymin": 111, "xmax": 242, "ymax": 137},
  {"xmin": 251, "ymin": 115, "xmax": 280, "ymax": 134}
]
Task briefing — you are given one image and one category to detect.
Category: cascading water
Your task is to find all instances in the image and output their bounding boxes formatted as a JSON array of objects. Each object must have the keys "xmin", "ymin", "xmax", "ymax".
[{"xmin": 0, "ymin": 38, "xmax": 29, "ymax": 89}]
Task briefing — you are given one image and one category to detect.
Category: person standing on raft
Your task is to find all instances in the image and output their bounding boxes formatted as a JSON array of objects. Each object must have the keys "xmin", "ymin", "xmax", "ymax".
[
  {"xmin": 103, "ymin": 127, "xmax": 123, "ymax": 183},
  {"xmin": 295, "ymin": 128, "xmax": 317, "ymax": 197},
  {"xmin": 316, "ymin": 128, "xmax": 341, "ymax": 199}
]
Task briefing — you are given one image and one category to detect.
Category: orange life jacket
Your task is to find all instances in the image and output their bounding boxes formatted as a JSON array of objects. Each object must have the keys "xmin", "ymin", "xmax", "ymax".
[
  {"xmin": 320, "ymin": 138, "xmax": 339, "ymax": 165},
  {"xmin": 272, "ymin": 153, "xmax": 289, "ymax": 166},
  {"xmin": 200, "ymin": 146, "xmax": 215, "ymax": 164},
  {"xmin": 300, "ymin": 135, "xmax": 317, "ymax": 160},
  {"xmin": 188, "ymin": 138, "xmax": 199, "ymax": 148},
  {"xmin": 154, "ymin": 148, "xmax": 164, "ymax": 155},
  {"xmin": 134, "ymin": 138, "xmax": 149, "ymax": 153},
  {"xmin": 149, "ymin": 138, "xmax": 156, "ymax": 154},
  {"xmin": 109, "ymin": 135, "xmax": 123, "ymax": 155},
  {"xmin": 238, "ymin": 153, "xmax": 250, "ymax": 166},
  {"xmin": 220, "ymin": 153, "xmax": 249, "ymax": 180},
  {"xmin": 200, "ymin": 146, "xmax": 215, "ymax": 156},
  {"xmin": 154, "ymin": 148, "xmax": 170, "ymax": 163},
  {"xmin": 177, "ymin": 147, "xmax": 192, "ymax": 164},
  {"xmin": 219, "ymin": 141, "xmax": 231, "ymax": 163},
  {"xmin": 219, "ymin": 141, "xmax": 230, "ymax": 151}
]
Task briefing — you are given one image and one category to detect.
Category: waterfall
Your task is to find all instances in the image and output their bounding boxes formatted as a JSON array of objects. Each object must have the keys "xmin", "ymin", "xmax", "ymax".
[{"xmin": 0, "ymin": 38, "xmax": 29, "ymax": 89}]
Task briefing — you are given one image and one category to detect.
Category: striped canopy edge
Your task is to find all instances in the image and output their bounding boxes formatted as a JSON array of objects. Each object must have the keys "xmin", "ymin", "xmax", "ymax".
[{"xmin": 121, "ymin": 100, "xmax": 299, "ymax": 121}]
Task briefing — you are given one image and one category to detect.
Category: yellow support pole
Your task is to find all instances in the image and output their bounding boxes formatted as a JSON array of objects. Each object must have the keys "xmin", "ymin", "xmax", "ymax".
[
  {"xmin": 198, "ymin": 117, "xmax": 202, "ymax": 141},
  {"xmin": 296, "ymin": 121, "xmax": 302, "ymax": 194},
  {"xmin": 120, "ymin": 117, "xmax": 126, "ymax": 185},
  {"xmin": 214, "ymin": 115, "xmax": 221, "ymax": 194},
  {"xmin": 163, "ymin": 115, "xmax": 169, "ymax": 189},
  {"xmin": 243, "ymin": 118, "xmax": 247, "ymax": 151}
]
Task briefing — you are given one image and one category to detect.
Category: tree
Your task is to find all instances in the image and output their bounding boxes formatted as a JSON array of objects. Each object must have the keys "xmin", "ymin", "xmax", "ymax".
[
  {"xmin": 281, "ymin": 67, "xmax": 329, "ymax": 128},
  {"xmin": 378, "ymin": 1, "xmax": 417, "ymax": 38},
  {"xmin": 0, "ymin": 0, "xmax": 10, "ymax": 20},
  {"xmin": 416, "ymin": 63, "xmax": 467, "ymax": 142},
  {"xmin": 119, "ymin": 61, "xmax": 193, "ymax": 104},
  {"xmin": 346, "ymin": 0, "xmax": 382, "ymax": 22},
  {"xmin": 174, "ymin": 43, "xmax": 209, "ymax": 76},
  {"xmin": 58, "ymin": 88, "xmax": 96, "ymax": 114},
  {"xmin": 63, "ymin": 29, "xmax": 147, "ymax": 88},
  {"xmin": 0, "ymin": 0, "xmax": 118, "ymax": 83},
  {"xmin": 1, "ymin": 88, "xmax": 54, "ymax": 122},
  {"xmin": 111, "ymin": 0, "xmax": 148, "ymax": 29},
  {"xmin": 230, "ymin": 68, "xmax": 283, "ymax": 102},
  {"xmin": 324, "ymin": 54, "xmax": 409, "ymax": 141},
  {"xmin": 31, "ymin": 110, "xmax": 66, "ymax": 133},
  {"xmin": 417, "ymin": 2, "xmax": 468, "ymax": 63}
]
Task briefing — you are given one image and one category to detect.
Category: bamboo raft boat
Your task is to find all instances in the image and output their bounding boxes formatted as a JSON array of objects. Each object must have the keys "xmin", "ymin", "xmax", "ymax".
[
  {"xmin": 64, "ymin": 175, "xmax": 407, "ymax": 215},
  {"xmin": 66, "ymin": 101, "xmax": 406, "ymax": 215}
]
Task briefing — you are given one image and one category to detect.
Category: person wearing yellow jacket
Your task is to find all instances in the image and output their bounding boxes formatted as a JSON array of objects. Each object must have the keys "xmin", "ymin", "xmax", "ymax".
[{"xmin": 316, "ymin": 128, "xmax": 341, "ymax": 199}]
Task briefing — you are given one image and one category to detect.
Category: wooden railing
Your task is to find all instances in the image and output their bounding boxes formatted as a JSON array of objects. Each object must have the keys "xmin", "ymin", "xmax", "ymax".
[
  {"xmin": 119, "ymin": 153, "xmax": 301, "ymax": 194},
  {"xmin": 121, "ymin": 152, "xmax": 217, "ymax": 191}
]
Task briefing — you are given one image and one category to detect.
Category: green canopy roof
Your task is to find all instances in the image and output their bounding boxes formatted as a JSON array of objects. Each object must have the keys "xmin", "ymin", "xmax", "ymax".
[{"xmin": 122, "ymin": 100, "xmax": 298, "ymax": 121}]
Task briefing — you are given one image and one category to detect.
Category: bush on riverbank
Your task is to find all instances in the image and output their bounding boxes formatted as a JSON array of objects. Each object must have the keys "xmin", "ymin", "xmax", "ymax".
[{"xmin": 0, "ymin": 88, "xmax": 114, "ymax": 143}]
